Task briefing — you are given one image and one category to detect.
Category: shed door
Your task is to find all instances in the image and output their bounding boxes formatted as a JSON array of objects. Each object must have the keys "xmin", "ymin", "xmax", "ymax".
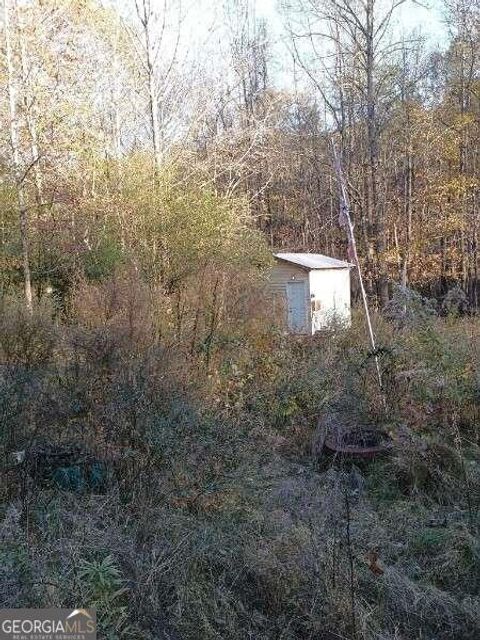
[{"xmin": 286, "ymin": 281, "xmax": 307, "ymax": 332}]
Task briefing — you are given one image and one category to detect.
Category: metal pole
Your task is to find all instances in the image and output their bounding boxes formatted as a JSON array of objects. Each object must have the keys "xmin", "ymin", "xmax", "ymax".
[{"xmin": 331, "ymin": 139, "xmax": 383, "ymax": 392}]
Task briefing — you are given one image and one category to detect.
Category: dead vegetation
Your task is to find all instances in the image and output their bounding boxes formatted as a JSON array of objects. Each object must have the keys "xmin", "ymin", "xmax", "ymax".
[{"xmin": 0, "ymin": 288, "xmax": 479, "ymax": 639}]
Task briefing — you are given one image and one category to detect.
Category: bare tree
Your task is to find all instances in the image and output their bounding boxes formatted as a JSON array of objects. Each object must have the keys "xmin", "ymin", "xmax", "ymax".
[
  {"xmin": 126, "ymin": 0, "xmax": 185, "ymax": 174},
  {"xmin": 284, "ymin": 0, "xmax": 412, "ymax": 306},
  {"xmin": 4, "ymin": 0, "xmax": 33, "ymax": 311}
]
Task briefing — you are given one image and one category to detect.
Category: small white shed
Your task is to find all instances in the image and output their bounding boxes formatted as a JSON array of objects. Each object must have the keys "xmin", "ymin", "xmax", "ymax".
[{"xmin": 269, "ymin": 253, "xmax": 352, "ymax": 334}]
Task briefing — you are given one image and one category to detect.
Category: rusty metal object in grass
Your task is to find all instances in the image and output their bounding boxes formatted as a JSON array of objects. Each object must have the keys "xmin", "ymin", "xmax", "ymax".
[
  {"xmin": 315, "ymin": 416, "xmax": 393, "ymax": 459},
  {"xmin": 325, "ymin": 427, "xmax": 393, "ymax": 459}
]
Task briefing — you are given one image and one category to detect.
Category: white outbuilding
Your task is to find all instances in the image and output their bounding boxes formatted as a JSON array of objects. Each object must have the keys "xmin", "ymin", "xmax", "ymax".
[{"xmin": 268, "ymin": 253, "xmax": 353, "ymax": 334}]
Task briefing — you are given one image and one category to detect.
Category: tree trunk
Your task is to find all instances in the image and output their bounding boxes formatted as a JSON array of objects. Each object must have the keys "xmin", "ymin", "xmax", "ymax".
[
  {"xmin": 366, "ymin": 0, "xmax": 388, "ymax": 307},
  {"xmin": 4, "ymin": 0, "xmax": 33, "ymax": 312},
  {"xmin": 140, "ymin": 0, "xmax": 162, "ymax": 174}
]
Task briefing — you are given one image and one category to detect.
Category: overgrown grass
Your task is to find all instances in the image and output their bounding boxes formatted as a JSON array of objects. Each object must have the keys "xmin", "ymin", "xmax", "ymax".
[{"xmin": 1, "ymin": 294, "xmax": 479, "ymax": 639}]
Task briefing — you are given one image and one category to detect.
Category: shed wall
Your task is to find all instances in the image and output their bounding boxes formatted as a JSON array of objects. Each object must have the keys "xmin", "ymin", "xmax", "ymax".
[
  {"xmin": 309, "ymin": 268, "xmax": 351, "ymax": 330},
  {"xmin": 268, "ymin": 261, "xmax": 311, "ymax": 332},
  {"xmin": 268, "ymin": 261, "xmax": 309, "ymax": 293}
]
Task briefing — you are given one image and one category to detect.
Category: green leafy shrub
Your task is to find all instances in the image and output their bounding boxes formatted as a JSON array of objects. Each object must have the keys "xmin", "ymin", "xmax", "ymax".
[{"xmin": 78, "ymin": 556, "xmax": 133, "ymax": 639}]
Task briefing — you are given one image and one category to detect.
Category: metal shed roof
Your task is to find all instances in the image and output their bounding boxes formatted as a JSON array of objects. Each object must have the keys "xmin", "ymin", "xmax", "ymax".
[{"xmin": 274, "ymin": 252, "xmax": 352, "ymax": 270}]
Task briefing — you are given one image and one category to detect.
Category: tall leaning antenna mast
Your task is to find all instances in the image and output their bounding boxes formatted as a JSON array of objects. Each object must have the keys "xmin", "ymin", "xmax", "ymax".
[{"xmin": 331, "ymin": 138, "xmax": 383, "ymax": 392}]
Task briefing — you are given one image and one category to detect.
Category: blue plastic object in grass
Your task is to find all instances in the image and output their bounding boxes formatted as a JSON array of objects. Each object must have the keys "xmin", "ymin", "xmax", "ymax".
[
  {"xmin": 51, "ymin": 462, "xmax": 111, "ymax": 492},
  {"xmin": 89, "ymin": 462, "xmax": 110, "ymax": 491},
  {"xmin": 52, "ymin": 465, "xmax": 86, "ymax": 492}
]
